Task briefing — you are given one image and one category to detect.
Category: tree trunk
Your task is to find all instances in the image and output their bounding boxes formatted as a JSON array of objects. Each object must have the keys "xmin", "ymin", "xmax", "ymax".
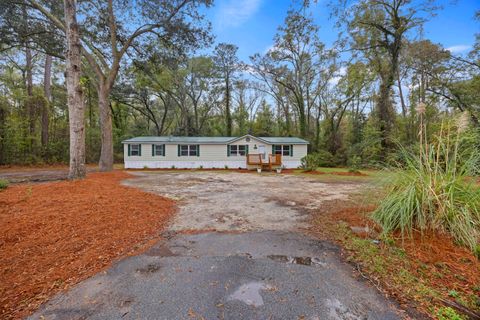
[
  {"xmin": 0, "ymin": 105, "xmax": 5, "ymax": 165},
  {"xmin": 25, "ymin": 48, "xmax": 33, "ymax": 97},
  {"xmin": 98, "ymin": 84, "xmax": 114, "ymax": 171},
  {"xmin": 64, "ymin": 0, "xmax": 86, "ymax": 179},
  {"xmin": 298, "ymin": 104, "xmax": 307, "ymax": 138},
  {"xmin": 25, "ymin": 45, "xmax": 35, "ymax": 154},
  {"xmin": 377, "ymin": 71, "xmax": 396, "ymax": 153},
  {"xmin": 225, "ymin": 76, "xmax": 232, "ymax": 136},
  {"xmin": 397, "ymin": 72, "xmax": 407, "ymax": 118},
  {"xmin": 42, "ymin": 54, "xmax": 52, "ymax": 148}
]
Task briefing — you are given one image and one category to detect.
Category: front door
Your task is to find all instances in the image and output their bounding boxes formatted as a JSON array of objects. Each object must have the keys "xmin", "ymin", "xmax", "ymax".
[{"xmin": 258, "ymin": 145, "xmax": 266, "ymax": 160}]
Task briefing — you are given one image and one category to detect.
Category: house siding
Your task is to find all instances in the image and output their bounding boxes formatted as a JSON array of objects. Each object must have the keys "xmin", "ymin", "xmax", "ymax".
[{"xmin": 123, "ymin": 137, "xmax": 307, "ymax": 169}]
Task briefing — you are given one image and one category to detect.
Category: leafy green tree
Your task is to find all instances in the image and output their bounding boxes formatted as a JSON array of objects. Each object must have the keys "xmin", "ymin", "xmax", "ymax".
[
  {"xmin": 251, "ymin": 9, "xmax": 333, "ymax": 140},
  {"xmin": 330, "ymin": 0, "xmax": 439, "ymax": 155},
  {"xmin": 213, "ymin": 43, "xmax": 239, "ymax": 136},
  {"xmin": 253, "ymin": 99, "xmax": 275, "ymax": 137},
  {"xmin": 22, "ymin": 0, "xmax": 212, "ymax": 171}
]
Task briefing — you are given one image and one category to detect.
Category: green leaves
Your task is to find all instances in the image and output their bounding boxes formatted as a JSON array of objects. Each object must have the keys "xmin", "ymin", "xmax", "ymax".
[{"xmin": 373, "ymin": 121, "xmax": 480, "ymax": 255}]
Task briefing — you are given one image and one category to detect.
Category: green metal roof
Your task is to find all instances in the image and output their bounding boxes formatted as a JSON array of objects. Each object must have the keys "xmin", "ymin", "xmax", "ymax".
[
  {"xmin": 122, "ymin": 135, "xmax": 309, "ymax": 145},
  {"xmin": 258, "ymin": 137, "xmax": 309, "ymax": 144}
]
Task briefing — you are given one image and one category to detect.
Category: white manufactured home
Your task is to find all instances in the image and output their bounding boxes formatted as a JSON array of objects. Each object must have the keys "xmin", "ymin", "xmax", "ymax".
[{"xmin": 122, "ymin": 134, "xmax": 309, "ymax": 169}]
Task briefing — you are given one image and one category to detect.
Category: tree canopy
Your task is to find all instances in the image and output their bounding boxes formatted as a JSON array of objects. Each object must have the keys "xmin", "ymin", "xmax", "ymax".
[{"xmin": 0, "ymin": 1, "xmax": 478, "ymax": 171}]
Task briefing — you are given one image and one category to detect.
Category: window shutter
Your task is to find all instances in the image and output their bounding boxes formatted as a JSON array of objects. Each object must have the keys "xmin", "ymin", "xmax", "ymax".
[
  {"xmin": 139, "ymin": 144, "xmax": 142, "ymax": 156},
  {"xmin": 246, "ymin": 145, "xmax": 249, "ymax": 155},
  {"xmin": 227, "ymin": 145, "xmax": 230, "ymax": 157},
  {"xmin": 290, "ymin": 145, "xmax": 293, "ymax": 157},
  {"xmin": 197, "ymin": 145, "xmax": 200, "ymax": 157},
  {"xmin": 152, "ymin": 145, "xmax": 155, "ymax": 157},
  {"xmin": 162, "ymin": 144, "xmax": 165, "ymax": 156},
  {"xmin": 128, "ymin": 144, "xmax": 131, "ymax": 156},
  {"xmin": 272, "ymin": 145, "xmax": 275, "ymax": 155},
  {"xmin": 178, "ymin": 145, "xmax": 180, "ymax": 157}
]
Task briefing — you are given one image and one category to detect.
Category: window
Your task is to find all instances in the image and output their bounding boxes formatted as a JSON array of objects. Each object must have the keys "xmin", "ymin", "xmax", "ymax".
[
  {"xmin": 153, "ymin": 144, "xmax": 165, "ymax": 156},
  {"xmin": 179, "ymin": 144, "xmax": 199, "ymax": 157},
  {"xmin": 273, "ymin": 145, "xmax": 292, "ymax": 156},
  {"xmin": 129, "ymin": 144, "xmax": 141, "ymax": 156},
  {"xmin": 229, "ymin": 145, "xmax": 247, "ymax": 156}
]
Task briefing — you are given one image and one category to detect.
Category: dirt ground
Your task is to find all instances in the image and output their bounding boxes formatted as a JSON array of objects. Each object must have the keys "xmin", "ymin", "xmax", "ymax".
[
  {"xmin": 0, "ymin": 171, "xmax": 175, "ymax": 319},
  {"xmin": 123, "ymin": 171, "xmax": 364, "ymax": 232}
]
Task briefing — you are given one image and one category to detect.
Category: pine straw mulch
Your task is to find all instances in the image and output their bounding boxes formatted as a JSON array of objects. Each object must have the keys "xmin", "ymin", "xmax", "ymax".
[
  {"xmin": 300, "ymin": 170, "xmax": 368, "ymax": 176},
  {"xmin": 0, "ymin": 171, "xmax": 176, "ymax": 319},
  {"xmin": 309, "ymin": 202, "xmax": 480, "ymax": 319}
]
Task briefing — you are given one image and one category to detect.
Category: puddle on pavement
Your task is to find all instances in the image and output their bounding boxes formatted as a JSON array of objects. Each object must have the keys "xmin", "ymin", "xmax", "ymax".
[
  {"xmin": 145, "ymin": 245, "xmax": 177, "ymax": 257},
  {"xmin": 136, "ymin": 264, "xmax": 161, "ymax": 274},
  {"xmin": 227, "ymin": 281, "xmax": 272, "ymax": 307},
  {"xmin": 267, "ymin": 255, "xmax": 326, "ymax": 266}
]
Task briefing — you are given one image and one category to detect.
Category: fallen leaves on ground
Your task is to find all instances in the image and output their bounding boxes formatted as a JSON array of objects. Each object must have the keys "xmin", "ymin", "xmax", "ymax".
[{"xmin": 0, "ymin": 171, "xmax": 176, "ymax": 319}]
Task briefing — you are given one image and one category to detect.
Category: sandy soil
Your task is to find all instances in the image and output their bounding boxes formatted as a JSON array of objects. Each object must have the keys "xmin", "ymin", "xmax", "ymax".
[{"xmin": 123, "ymin": 171, "xmax": 364, "ymax": 232}]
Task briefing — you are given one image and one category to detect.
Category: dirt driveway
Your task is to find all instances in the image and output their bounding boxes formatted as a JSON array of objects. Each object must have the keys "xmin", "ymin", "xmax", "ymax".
[
  {"xmin": 123, "ymin": 171, "xmax": 361, "ymax": 232},
  {"xmin": 30, "ymin": 171, "xmax": 405, "ymax": 320}
]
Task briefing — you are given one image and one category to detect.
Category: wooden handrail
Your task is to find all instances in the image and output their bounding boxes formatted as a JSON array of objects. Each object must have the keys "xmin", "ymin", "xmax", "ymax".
[
  {"xmin": 247, "ymin": 153, "xmax": 282, "ymax": 168},
  {"xmin": 247, "ymin": 154, "xmax": 262, "ymax": 165}
]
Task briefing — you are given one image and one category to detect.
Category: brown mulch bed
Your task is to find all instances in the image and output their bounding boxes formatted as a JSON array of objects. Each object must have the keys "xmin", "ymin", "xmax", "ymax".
[
  {"xmin": 312, "ymin": 203, "xmax": 480, "ymax": 318},
  {"xmin": 301, "ymin": 170, "xmax": 326, "ymax": 175},
  {"xmin": 300, "ymin": 170, "xmax": 368, "ymax": 176},
  {"xmin": 330, "ymin": 171, "xmax": 368, "ymax": 176},
  {"xmin": 0, "ymin": 171, "xmax": 176, "ymax": 319}
]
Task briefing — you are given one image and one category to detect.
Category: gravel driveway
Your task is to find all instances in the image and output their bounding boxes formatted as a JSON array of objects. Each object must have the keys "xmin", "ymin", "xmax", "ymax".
[
  {"xmin": 30, "ymin": 171, "xmax": 406, "ymax": 320},
  {"xmin": 122, "ymin": 171, "xmax": 361, "ymax": 232}
]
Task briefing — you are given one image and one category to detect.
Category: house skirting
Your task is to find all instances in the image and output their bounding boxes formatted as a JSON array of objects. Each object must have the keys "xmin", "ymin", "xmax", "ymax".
[{"xmin": 124, "ymin": 160, "xmax": 301, "ymax": 169}]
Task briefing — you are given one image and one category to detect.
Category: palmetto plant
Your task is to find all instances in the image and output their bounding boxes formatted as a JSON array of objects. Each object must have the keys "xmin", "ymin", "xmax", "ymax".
[{"xmin": 373, "ymin": 109, "xmax": 480, "ymax": 255}]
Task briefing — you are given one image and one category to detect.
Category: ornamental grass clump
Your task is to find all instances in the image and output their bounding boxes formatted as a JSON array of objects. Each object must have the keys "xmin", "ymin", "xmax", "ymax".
[{"xmin": 373, "ymin": 109, "xmax": 480, "ymax": 255}]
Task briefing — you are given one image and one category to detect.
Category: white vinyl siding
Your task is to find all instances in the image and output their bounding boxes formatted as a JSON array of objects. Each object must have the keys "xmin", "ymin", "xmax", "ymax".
[{"xmin": 123, "ymin": 137, "xmax": 308, "ymax": 169}]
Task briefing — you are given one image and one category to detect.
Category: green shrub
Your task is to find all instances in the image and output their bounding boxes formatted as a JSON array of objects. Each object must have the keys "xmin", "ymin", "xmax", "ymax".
[
  {"xmin": 300, "ymin": 154, "xmax": 318, "ymax": 171},
  {"xmin": 373, "ymin": 117, "xmax": 480, "ymax": 255},
  {"xmin": 315, "ymin": 150, "xmax": 335, "ymax": 167},
  {"xmin": 0, "ymin": 179, "xmax": 8, "ymax": 190},
  {"xmin": 347, "ymin": 155, "xmax": 362, "ymax": 173},
  {"xmin": 300, "ymin": 150, "xmax": 335, "ymax": 171}
]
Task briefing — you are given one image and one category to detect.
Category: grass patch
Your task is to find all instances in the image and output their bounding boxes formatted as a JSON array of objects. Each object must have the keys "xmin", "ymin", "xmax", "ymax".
[
  {"xmin": 436, "ymin": 307, "xmax": 467, "ymax": 320},
  {"xmin": 0, "ymin": 178, "xmax": 9, "ymax": 190},
  {"xmin": 333, "ymin": 222, "xmax": 442, "ymax": 304}
]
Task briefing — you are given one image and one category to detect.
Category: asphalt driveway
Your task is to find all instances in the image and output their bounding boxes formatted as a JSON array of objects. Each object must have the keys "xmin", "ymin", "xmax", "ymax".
[{"xmin": 29, "ymin": 171, "xmax": 403, "ymax": 320}]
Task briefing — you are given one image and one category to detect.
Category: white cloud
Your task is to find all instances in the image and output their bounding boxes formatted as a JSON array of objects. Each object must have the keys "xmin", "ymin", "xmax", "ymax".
[
  {"xmin": 446, "ymin": 45, "xmax": 471, "ymax": 54},
  {"xmin": 329, "ymin": 66, "xmax": 347, "ymax": 86},
  {"xmin": 216, "ymin": 0, "xmax": 263, "ymax": 28},
  {"xmin": 263, "ymin": 44, "xmax": 276, "ymax": 54}
]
